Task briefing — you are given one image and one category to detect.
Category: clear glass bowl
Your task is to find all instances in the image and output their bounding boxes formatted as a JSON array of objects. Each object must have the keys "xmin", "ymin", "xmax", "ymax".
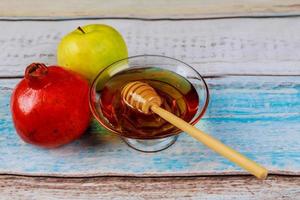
[{"xmin": 89, "ymin": 55, "xmax": 209, "ymax": 152}]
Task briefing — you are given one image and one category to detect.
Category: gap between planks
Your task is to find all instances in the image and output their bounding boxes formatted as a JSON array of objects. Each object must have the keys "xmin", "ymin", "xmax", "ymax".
[
  {"xmin": 1, "ymin": 172, "xmax": 300, "ymax": 179},
  {"xmin": 2, "ymin": 14, "xmax": 300, "ymax": 21},
  {"xmin": 1, "ymin": 74, "xmax": 300, "ymax": 80}
]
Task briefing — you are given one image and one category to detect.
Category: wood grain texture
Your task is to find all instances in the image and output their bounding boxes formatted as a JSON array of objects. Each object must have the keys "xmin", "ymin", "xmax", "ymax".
[
  {"xmin": 1, "ymin": 18, "xmax": 300, "ymax": 77},
  {"xmin": 1, "ymin": 76, "xmax": 299, "ymax": 176},
  {"xmin": 0, "ymin": 0, "xmax": 300, "ymax": 18},
  {"xmin": 1, "ymin": 2, "xmax": 299, "ymax": 197},
  {"xmin": 0, "ymin": 175, "xmax": 299, "ymax": 200}
]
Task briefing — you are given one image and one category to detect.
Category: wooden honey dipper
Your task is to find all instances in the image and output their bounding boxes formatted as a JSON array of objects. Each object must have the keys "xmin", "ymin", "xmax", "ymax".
[{"xmin": 121, "ymin": 81, "xmax": 268, "ymax": 179}]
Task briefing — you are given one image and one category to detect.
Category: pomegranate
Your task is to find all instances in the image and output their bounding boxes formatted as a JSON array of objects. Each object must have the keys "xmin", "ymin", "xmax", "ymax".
[{"xmin": 10, "ymin": 63, "xmax": 91, "ymax": 148}]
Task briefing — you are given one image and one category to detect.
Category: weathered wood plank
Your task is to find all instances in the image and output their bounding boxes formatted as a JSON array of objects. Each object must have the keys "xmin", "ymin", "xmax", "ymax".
[
  {"xmin": 1, "ymin": 18, "xmax": 300, "ymax": 77},
  {"xmin": 1, "ymin": 76, "xmax": 299, "ymax": 176},
  {"xmin": 0, "ymin": 175, "xmax": 299, "ymax": 199},
  {"xmin": 0, "ymin": 0, "xmax": 300, "ymax": 18}
]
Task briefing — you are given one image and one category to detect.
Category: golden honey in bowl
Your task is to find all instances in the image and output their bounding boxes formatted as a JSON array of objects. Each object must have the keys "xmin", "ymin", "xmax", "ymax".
[{"xmin": 99, "ymin": 67, "xmax": 199, "ymax": 139}]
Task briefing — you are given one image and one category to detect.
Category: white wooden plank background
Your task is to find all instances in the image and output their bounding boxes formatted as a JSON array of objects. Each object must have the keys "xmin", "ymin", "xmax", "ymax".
[
  {"xmin": 1, "ymin": 18, "xmax": 300, "ymax": 77},
  {"xmin": 0, "ymin": 0, "xmax": 300, "ymax": 19}
]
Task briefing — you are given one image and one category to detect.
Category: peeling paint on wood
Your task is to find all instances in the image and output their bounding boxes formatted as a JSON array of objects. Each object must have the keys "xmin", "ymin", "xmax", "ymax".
[
  {"xmin": 0, "ymin": 0, "xmax": 300, "ymax": 18},
  {"xmin": 1, "ymin": 76, "xmax": 299, "ymax": 176},
  {"xmin": 1, "ymin": 19, "xmax": 300, "ymax": 77},
  {"xmin": 1, "ymin": 1, "xmax": 300, "ymax": 197},
  {"xmin": 0, "ymin": 175, "xmax": 299, "ymax": 199}
]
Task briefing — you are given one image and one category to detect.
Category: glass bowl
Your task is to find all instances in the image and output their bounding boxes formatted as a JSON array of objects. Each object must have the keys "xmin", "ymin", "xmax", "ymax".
[{"xmin": 89, "ymin": 55, "xmax": 209, "ymax": 152}]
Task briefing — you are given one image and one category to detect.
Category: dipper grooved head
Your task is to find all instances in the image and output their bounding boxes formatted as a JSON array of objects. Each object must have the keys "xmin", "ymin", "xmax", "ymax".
[{"xmin": 121, "ymin": 81, "xmax": 162, "ymax": 114}]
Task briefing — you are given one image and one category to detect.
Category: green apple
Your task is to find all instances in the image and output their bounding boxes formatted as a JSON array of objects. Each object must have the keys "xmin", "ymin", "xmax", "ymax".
[{"xmin": 57, "ymin": 24, "xmax": 128, "ymax": 83}]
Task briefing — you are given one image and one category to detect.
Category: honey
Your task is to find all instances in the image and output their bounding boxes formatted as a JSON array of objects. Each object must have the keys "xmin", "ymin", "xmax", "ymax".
[{"xmin": 100, "ymin": 67, "xmax": 199, "ymax": 139}]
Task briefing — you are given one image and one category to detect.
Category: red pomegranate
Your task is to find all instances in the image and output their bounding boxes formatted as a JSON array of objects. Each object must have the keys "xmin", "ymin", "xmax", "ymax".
[{"xmin": 10, "ymin": 63, "xmax": 91, "ymax": 148}]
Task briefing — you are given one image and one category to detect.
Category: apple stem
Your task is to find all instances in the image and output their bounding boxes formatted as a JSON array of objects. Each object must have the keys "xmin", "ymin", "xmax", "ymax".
[{"xmin": 77, "ymin": 26, "xmax": 85, "ymax": 34}]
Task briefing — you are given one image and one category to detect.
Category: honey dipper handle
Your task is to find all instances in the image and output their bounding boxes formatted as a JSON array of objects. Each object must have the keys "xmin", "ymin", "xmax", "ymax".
[{"xmin": 151, "ymin": 105, "xmax": 268, "ymax": 180}]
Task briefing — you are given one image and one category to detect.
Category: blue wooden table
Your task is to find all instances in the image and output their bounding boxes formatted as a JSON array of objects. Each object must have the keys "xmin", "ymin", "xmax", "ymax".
[
  {"xmin": 0, "ymin": 3, "xmax": 300, "ymax": 199},
  {"xmin": 1, "ymin": 77, "xmax": 300, "ymax": 177}
]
